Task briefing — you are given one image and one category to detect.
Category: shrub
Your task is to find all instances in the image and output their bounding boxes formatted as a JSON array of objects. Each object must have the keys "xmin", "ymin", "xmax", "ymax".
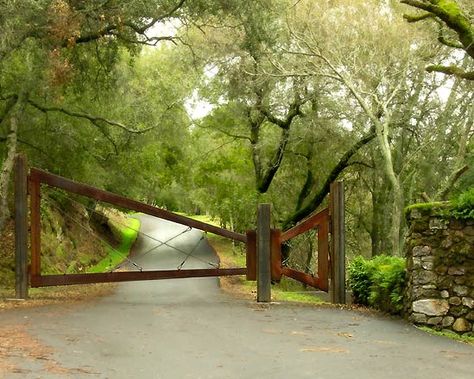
[
  {"xmin": 347, "ymin": 256, "xmax": 372, "ymax": 305},
  {"xmin": 451, "ymin": 188, "xmax": 474, "ymax": 220},
  {"xmin": 348, "ymin": 255, "xmax": 406, "ymax": 314}
]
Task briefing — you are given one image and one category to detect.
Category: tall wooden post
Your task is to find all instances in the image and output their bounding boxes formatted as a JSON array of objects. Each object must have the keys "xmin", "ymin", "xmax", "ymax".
[
  {"xmin": 330, "ymin": 181, "xmax": 346, "ymax": 304},
  {"xmin": 14, "ymin": 154, "xmax": 28, "ymax": 299},
  {"xmin": 28, "ymin": 169, "xmax": 41, "ymax": 286},
  {"xmin": 257, "ymin": 203, "xmax": 271, "ymax": 302}
]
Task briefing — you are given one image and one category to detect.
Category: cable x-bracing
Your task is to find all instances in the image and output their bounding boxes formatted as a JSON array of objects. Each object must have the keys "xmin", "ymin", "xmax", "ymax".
[
  {"xmin": 44, "ymin": 188, "xmax": 220, "ymax": 271},
  {"xmin": 43, "ymin": 197, "xmax": 143, "ymax": 272}
]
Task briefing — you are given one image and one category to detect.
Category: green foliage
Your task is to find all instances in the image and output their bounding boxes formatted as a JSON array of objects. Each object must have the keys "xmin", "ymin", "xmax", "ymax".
[
  {"xmin": 347, "ymin": 256, "xmax": 372, "ymax": 304},
  {"xmin": 450, "ymin": 188, "xmax": 474, "ymax": 219},
  {"xmin": 88, "ymin": 217, "xmax": 140, "ymax": 273},
  {"xmin": 417, "ymin": 326, "xmax": 474, "ymax": 345},
  {"xmin": 404, "ymin": 201, "xmax": 450, "ymax": 215},
  {"xmin": 348, "ymin": 255, "xmax": 406, "ymax": 314}
]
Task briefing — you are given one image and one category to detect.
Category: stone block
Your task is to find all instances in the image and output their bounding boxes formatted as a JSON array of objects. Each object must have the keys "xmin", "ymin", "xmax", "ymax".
[
  {"xmin": 462, "ymin": 297, "xmax": 474, "ymax": 308},
  {"xmin": 409, "ymin": 209, "xmax": 423, "ymax": 219},
  {"xmin": 440, "ymin": 290, "xmax": 449, "ymax": 298},
  {"xmin": 427, "ymin": 317, "xmax": 442, "ymax": 325},
  {"xmin": 412, "ymin": 257, "xmax": 421, "ymax": 269},
  {"xmin": 412, "ymin": 287, "xmax": 439, "ymax": 299},
  {"xmin": 447, "ymin": 267, "xmax": 465, "ymax": 276},
  {"xmin": 435, "ymin": 266, "xmax": 448, "ymax": 275},
  {"xmin": 448, "ymin": 297, "xmax": 461, "ymax": 306},
  {"xmin": 465, "ymin": 235, "xmax": 474, "ymax": 245},
  {"xmin": 421, "ymin": 255, "xmax": 435, "ymax": 262},
  {"xmin": 449, "ymin": 220, "xmax": 464, "ymax": 230},
  {"xmin": 453, "ymin": 285, "xmax": 468, "ymax": 296},
  {"xmin": 450, "ymin": 306, "xmax": 468, "ymax": 317},
  {"xmin": 414, "ymin": 270, "xmax": 437, "ymax": 285},
  {"xmin": 466, "ymin": 311, "xmax": 474, "ymax": 321},
  {"xmin": 412, "ymin": 245, "xmax": 431, "ymax": 257},
  {"xmin": 410, "ymin": 313, "xmax": 427, "ymax": 323},
  {"xmin": 441, "ymin": 237, "xmax": 453, "ymax": 249},
  {"xmin": 464, "ymin": 226, "xmax": 474, "ymax": 236},
  {"xmin": 429, "ymin": 218, "xmax": 448, "ymax": 230},
  {"xmin": 422, "ymin": 261, "xmax": 434, "ymax": 270},
  {"xmin": 412, "ymin": 299, "xmax": 449, "ymax": 316},
  {"xmin": 452, "ymin": 318, "xmax": 471, "ymax": 332},
  {"xmin": 436, "ymin": 277, "xmax": 452, "ymax": 289},
  {"xmin": 441, "ymin": 316, "xmax": 454, "ymax": 327}
]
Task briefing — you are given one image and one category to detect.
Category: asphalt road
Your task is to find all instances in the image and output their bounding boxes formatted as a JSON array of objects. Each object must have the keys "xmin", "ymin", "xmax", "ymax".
[{"xmin": 1, "ymin": 215, "xmax": 473, "ymax": 378}]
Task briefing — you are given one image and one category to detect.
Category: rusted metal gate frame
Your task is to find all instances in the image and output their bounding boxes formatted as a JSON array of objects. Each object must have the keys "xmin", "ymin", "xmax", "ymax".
[
  {"xmin": 28, "ymin": 168, "xmax": 248, "ymax": 287},
  {"xmin": 266, "ymin": 182, "xmax": 345, "ymax": 300},
  {"xmin": 268, "ymin": 208, "xmax": 329, "ymax": 292}
]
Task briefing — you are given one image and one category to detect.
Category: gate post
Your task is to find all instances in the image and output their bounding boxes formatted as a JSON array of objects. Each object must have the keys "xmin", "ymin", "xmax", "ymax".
[
  {"xmin": 257, "ymin": 203, "xmax": 271, "ymax": 302},
  {"xmin": 330, "ymin": 181, "xmax": 346, "ymax": 304},
  {"xmin": 14, "ymin": 154, "xmax": 28, "ymax": 299}
]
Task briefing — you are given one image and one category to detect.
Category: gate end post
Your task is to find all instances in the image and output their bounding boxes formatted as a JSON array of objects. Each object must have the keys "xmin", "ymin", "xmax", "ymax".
[
  {"xmin": 271, "ymin": 229, "xmax": 282, "ymax": 282},
  {"xmin": 245, "ymin": 230, "xmax": 257, "ymax": 281},
  {"xmin": 14, "ymin": 154, "xmax": 28, "ymax": 299},
  {"xmin": 257, "ymin": 203, "xmax": 272, "ymax": 302},
  {"xmin": 330, "ymin": 181, "xmax": 346, "ymax": 304}
]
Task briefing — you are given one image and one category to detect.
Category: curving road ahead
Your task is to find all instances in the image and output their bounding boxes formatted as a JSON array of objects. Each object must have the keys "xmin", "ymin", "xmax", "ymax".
[{"xmin": 1, "ymin": 215, "xmax": 473, "ymax": 378}]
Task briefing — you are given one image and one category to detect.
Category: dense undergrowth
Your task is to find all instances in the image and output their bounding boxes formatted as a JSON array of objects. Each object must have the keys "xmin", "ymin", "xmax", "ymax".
[
  {"xmin": 450, "ymin": 187, "xmax": 474, "ymax": 220},
  {"xmin": 0, "ymin": 199, "xmax": 139, "ymax": 293},
  {"xmin": 348, "ymin": 255, "xmax": 406, "ymax": 315}
]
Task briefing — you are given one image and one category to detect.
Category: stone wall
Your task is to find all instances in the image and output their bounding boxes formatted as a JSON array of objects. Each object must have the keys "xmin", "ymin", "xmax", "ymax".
[{"xmin": 404, "ymin": 206, "xmax": 474, "ymax": 335}]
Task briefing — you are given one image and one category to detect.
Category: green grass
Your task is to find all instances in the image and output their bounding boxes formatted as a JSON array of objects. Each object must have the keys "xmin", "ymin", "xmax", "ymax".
[
  {"xmin": 273, "ymin": 289, "xmax": 324, "ymax": 304},
  {"xmin": 204, "ymin": 228, "xmax": 325, "ymax": 305},
  {"xmin": 417, "ymin": 326, "xmax": 474, "ymax": 345},
  {"xmin": 175, "ymin": 212, "xmax": 221, "ymax": 227},
  {"xmin": 88, "ymin": 217, "xmax": 140, "ymax": 273}
]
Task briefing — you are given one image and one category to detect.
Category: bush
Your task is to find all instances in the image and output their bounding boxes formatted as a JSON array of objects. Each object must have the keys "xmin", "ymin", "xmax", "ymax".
[
  {"xmin": 451, "ymin": 188, "xmax": 474, "ymax": 220},
  {"xmin": 348, "ymin": 255, "xmax": 406, "ymax": 314}
]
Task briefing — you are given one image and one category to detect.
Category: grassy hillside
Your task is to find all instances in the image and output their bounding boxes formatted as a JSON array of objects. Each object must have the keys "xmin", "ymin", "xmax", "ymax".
[{"xmin": 0, "ymin": 198, "xmax": 139, "ymax": 299}]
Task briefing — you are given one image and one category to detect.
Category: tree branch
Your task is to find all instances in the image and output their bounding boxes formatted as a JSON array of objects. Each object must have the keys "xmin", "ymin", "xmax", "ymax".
[
  {"xmin": 64, "ymin": 0, "xmax": 187, "ymax": 47},
  {"xmin": 256, "ymin": 127, "xmax": 291, "ymax": 193},
  {"xmin": 260, "ymin": 94, "xmax": 303, "ymax": 130},
  {"xmin": 0, "ymin": 136, "xmax": 50, "ymax": 158},
  {"xmin": 199, "ymin": 124, "xmax": 251, "ymax": 141},
  {"xmin": 437, "ymin": 164, "xmax": 470, "ymax": 200},
  {"xmin": 401, "ymin": 0, "xmax": 474, "ymax": 59},
  {"xmin": 0, "ymin": 95, "xmax": 19, "ymax": 126},
  {"xmin": 426, "ymin": 65, "xmax": 474, "ymax": 80},
  {"xmin": 27, "ymin": 99, "xmax": 155, "ymax": 134},
  {"xmin": 283, "ymin": 129, "xmax": 376, "ymax": 228},
  {"xmin": 403, "ymin": 12, "xmax": 434, "ymax": 22}
]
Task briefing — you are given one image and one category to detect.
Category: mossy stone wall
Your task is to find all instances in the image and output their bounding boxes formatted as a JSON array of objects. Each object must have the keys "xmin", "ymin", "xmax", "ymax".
[{"xmin": 404, "ymin": 206, "xmax": 474, "ymax": 335}]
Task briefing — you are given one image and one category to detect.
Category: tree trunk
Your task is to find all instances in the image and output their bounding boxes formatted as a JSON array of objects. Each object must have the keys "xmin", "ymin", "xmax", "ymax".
[
  {"xmin": 436, "ymin": 103, "xmax": 473, "ymax": 200},
  {"xmin": 283, "ymin": 130, "xmax": 376, "ymax": 229},
  {"xmin": 376, "ymin": 120, "xmax": 403, "ymax": 256},
  {"xmin": 0, "ymin": 113, "xmax": 19, "ymax": 232}
]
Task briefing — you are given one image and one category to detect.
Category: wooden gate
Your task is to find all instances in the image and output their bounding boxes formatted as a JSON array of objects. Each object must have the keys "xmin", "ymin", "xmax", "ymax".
[
  {"xmin": 253, "ymin": 182, "xmax": 346, "ymax": 304},
  {"xmin": 14, "ymin": 155, "xmax": 345, "ymax": 304},
  {"xmin": 14, "ymin": 155, "xmax": 248, "ymax": 290}
]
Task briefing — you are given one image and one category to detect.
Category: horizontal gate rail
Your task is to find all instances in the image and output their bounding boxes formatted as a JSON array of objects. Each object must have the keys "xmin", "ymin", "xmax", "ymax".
[
  {"xmin": 280, "ymin": 208, "xmax": 329, "ymax": 243},
  {"xmin": 30, "ymin": 168, "xmax": 246, "ymax": 242},
  {"xmin": 28, "ymin": 167, "xmax": 248, "ymax": 288},
  {"xmin": 281, "ymin": 267, "xmax": 321, "ymax": 289},
  {"xmin": 31, "ymin": 268, "xmax": 247, "ymax": 287},
  {"xmin": 279, "ymin": 207, "xmax": 329, "ymax": 292}
]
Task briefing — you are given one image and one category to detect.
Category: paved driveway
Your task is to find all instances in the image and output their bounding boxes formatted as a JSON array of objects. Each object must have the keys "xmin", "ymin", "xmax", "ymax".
[{"xmin": 1, "ymin": 215, "xmax": 472, "ymax": 378}]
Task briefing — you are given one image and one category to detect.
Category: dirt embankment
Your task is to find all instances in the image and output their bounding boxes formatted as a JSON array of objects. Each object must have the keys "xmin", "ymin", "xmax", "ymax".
[{"xmin": 0, "ymin": 196, "xmax": 123, "ymax": 305}]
